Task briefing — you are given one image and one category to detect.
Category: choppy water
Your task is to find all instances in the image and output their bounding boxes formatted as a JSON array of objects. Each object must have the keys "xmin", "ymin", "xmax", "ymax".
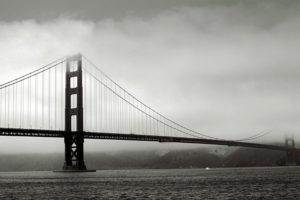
[{"xmin": 0, "ymin": 167, "xmax": 299, "ymax": 199}]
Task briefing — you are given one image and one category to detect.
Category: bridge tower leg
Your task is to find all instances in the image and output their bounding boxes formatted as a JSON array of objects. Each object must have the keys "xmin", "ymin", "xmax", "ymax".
[
  {"xmin": 285, "ymin": 137, "xmax": 297, "ymax": 166},
  {"xmin": 63, "ymin": 54, "xmax": 87, "ymax": 171}
]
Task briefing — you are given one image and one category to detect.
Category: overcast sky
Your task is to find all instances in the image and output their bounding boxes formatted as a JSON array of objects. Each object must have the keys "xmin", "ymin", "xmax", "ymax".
[{"xmin": 0, "ymin": 0, "xmax": 299, "ymax": 153}]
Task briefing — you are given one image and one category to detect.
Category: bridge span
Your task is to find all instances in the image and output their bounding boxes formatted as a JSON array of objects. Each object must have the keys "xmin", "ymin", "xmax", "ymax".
[
  {"xmin": 0, "ymin": 54, "xmax": 298, "ymax": 171},
  {"xmin": 0, "ymin": 127, "xmax": 298, "ymax": 152}
]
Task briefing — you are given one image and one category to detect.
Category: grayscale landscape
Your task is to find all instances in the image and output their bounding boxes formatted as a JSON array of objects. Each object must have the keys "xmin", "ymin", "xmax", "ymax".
[{"xmin": 0, "ymin": 0, "xmax": 299, "ymax": 199}]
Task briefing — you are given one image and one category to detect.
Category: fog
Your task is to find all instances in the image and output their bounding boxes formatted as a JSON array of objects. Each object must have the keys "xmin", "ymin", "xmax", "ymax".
[{"xmin": 0, "ymin": 0, "xmax": 299, "ymax": 153}]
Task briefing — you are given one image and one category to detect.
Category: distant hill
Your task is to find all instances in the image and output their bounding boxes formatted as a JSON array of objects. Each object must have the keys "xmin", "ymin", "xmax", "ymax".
[
  {"xmin": 85, "ymin": 149, "xmax": 223, "ymax": 170},
  {"xmin": 0, "ymin": 147, "xmax": 297, "ymax": 171},
  {"xmin": 223, "ymin": 148, "xmax": 286, "ymax": 167}
]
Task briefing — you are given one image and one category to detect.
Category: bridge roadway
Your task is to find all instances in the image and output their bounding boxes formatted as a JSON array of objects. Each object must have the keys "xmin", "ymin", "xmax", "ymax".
[{"xmin": 0, "ymin": 128, "xmax": 297, "ymax": 152}]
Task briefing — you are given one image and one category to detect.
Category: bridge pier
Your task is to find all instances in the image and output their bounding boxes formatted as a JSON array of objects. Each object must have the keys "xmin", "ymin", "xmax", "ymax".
[
  {"xmin": 285, "ymin": 137, "xmax": 297, "ymax": 166},
  {"xmin": 60, "ymin": 54, "xmax": 94, "ymax": 172}
]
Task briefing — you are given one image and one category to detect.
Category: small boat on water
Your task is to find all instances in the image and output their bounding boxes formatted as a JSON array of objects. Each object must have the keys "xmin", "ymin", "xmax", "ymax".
[{"xmin": 205, "ymin": 167, "xmax": 211, "ymax": 170}]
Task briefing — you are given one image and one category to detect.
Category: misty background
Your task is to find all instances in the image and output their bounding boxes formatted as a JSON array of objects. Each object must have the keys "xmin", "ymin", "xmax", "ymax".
[{"xmin": 0, "ymin": 0, "xmax": 299, "ymax": 154}]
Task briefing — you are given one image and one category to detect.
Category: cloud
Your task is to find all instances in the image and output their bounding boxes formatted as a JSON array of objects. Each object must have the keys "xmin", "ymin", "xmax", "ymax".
[{"xmin": 0, "ymin": 1, "xmax": 300, "ymax": 152}]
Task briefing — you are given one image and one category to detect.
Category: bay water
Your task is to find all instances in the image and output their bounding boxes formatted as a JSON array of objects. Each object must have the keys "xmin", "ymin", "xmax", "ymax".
[{"xmin": 0, "ymin": 167, "xmax": 299, "ymax": 199}]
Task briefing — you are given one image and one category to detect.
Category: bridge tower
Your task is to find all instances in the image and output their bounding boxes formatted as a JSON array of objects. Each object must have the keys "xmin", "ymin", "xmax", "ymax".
[
  {"xmin": 285, "ymin": 136, "xmax": 297, "ymax": 166},
  {"xmin": 63, "ymin": 54, "xmax": 87, "ymax": 171}
]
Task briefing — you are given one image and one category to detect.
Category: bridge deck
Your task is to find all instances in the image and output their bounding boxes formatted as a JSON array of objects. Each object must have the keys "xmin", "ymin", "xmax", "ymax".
[{"xmin": 0, "ymin": 128, "xmax": 296, "ymax": 152}]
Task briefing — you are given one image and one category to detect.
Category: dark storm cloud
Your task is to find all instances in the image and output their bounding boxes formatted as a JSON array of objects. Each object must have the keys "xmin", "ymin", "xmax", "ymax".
[{"xmin": 0, "ymin": 0, "xmax": 299, "ymax": 152}]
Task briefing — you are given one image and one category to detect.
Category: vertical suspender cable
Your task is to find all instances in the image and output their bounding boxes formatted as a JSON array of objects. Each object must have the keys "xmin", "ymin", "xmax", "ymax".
[
  {"xmin": 108, "ymin": 78, "xmax": 110, "ymax": 131},
  {"xmin": 134, "ymin": 100, "xmax": 136, "ymax": 134},
  {"xmin": 12, "ymin": 84, "xmax": 14, "ymax": 127},
  {"xmin": 13, "ymin": 84, "xmax": 15, "ymax": 127},
  {"xmin": 55, "ymin": 66, "xmax": 57, "ymax": 129},
  {"xmin": 84, "ymin": 70, "xmax": 87, "ymax": 130},
  {"xmin": 95, "ymin": 71, "xmax": 98, "ymax": 131},
  {"xmin": 15, "ymin": 83, "xmax": 17, "ymax": 127},
  {"xmin": 3, "ymin": 88, "xmax": 5, "ymax": 126},
  {"xmin": 13, "ymin": 84, "xmax": 16, "ymax": 127},
  {"xmin": 4, "ymin": 87, "xmax": 6, "ymax": 126},
  {"xmin": 29, "ymin": 78, "xmax": 31, "ymax": 128},
  {"xmin": 106, "ymin": 78, "xmax": 108, "ymax": 131},
  {"xmin": 0, "ymin": 89, "xmax": 2, "ymax": 126},
  {"xmin": 16, "ymin": 83, "xmax": 18, "ymax": 127},
  {"xmin": 111, "ymin": 81, "xmax": 113, "ymax": 132},
  {"xmin": 7, "ymin": 87, "xmax": 10, "ymax": 128},
  {"xmin": 49, "ymin": 69, "xmax": 51, "ymax": 129},
  {"xmin": 157, "ymin": 113, "xmax": 159, "ymax": 136},
  {"xmin": 129, "ymin": 95, "xmax": 131, "ymax": 133},
  {"xmin": 35, "ymin": 75, "xmax": 38, "ymax": 128},
  {"xmin": 108, "ymin": 80, "xmax": 110, "ymax": 132},
  {"xmin": 149, "ymin": 108, "xmax": 152, "ymax": 135},
  {"xmin": 12, "ymin": 84, "xmax": 15, "ymax": 127},
  {"xmin": 89, "ymin": 74, "xmax": 92, "ymax": 131},
  {"xmin": 124, "ymin": 90, "xmax": 127, "ymax": 133},
  {"xmin": 116, "ymin": 84, "xmax": 119, "ymax": 133},
  {"xmin": 20, "ymin": 81, "xmax": 22, "ymax": 127},
  {"xmin": 42, "ymin": 72, "xmax": 44, "ymax": 128},
  {"xmin": 110, "ymin": 81, "xmax": 113, "ymax": 132},
  {"xmin": 5, "ymin": 87, "xmax": 7, "ymax": 126},
  {"xmin": 101, "ymin": 74, "xmax": 103, "ymax": 131},
  {"xmin": 137, "ymin": 102, "xmax": 140, "ymax": 134},
  {"xmin": 8, "ymin": 86, "xmax": 9, "ymax": 127},
  {"xmin": 94, "ymin": 75, "xmax": 96, "ymax": 131},
  {"xmin": 121, "ymin": 88, "xmax": 123, "ymax": 132},
  {"xmin": 61, "ymin": 62, "xmax": 64, "ymax": 130}
]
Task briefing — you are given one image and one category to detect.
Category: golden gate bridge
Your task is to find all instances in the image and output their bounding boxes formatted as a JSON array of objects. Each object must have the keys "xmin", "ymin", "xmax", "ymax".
[{"xmin": 0, "ymin": 54, "xmax": 298, "ymax": 171}]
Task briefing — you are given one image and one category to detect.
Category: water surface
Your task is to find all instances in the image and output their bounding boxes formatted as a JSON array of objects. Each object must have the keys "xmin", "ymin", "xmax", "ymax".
[{"xmin": 0, "ymin": 167, "xmax": 299, "ymax": 199}]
